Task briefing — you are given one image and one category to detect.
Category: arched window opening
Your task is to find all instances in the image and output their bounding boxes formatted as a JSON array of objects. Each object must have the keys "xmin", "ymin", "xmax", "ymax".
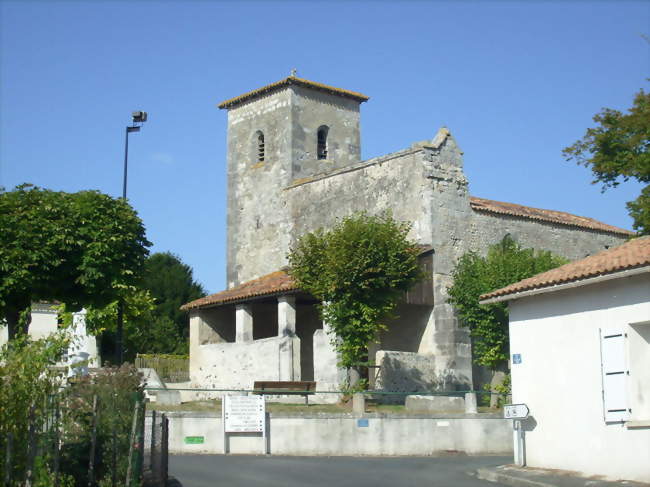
[
  {"xmin": 317, "ymin": 126, "xmax": 328, "ymax": 160},
  {"xmin": 256, "ymin": 131, "xmax": 265, "ymax": 162}
]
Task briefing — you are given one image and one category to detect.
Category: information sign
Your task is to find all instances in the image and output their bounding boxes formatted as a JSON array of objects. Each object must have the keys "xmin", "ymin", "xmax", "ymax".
[
  {"xmin": 184, "ymin": 436, "xmax": 205, "ymax": 444},
  {"xmin": 224, "ymin": 395, "xmax": 265, "ymax": 433},
  {"xmin": 503, "ymin": 403, "xmax": 529, "ymax": 419}
]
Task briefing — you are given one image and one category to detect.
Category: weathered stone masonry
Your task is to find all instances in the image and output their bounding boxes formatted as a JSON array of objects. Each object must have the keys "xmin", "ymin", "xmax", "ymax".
[{"xmin": 184, "ymin": 76, "xmax": 631, "ymax": 398}]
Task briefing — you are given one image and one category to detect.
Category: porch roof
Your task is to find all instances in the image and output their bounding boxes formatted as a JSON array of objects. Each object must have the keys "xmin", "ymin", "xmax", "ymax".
[{"xmin": 181, "ymin": 270, "xmax": 299, "ymax": 311}]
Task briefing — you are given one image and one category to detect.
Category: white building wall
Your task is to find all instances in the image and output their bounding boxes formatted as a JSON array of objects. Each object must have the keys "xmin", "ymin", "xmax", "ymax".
[{"xmin": 508, "ymin": 273, "xmax": 650, "ymax": 482}]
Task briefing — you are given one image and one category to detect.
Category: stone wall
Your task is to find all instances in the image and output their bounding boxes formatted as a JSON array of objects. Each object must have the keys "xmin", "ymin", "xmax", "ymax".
[
  {"xmin": 190, "ymin": 333, "xmax": 300, "ymax": 391},
  {"xmin": 149, "ymin": 411, "xmax": 512, "ymax": 456}
]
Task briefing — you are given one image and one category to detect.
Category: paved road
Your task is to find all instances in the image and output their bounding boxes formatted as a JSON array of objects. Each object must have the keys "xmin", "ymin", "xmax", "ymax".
[{"xmin": 169, "ymin": 454, "xmax": 509, "ymax": 487}]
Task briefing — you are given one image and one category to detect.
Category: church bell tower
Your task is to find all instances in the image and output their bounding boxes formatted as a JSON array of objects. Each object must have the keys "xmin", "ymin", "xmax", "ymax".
[{"xmin": 218, "ymin": 75, "xmax": 369, "ymax": 287}]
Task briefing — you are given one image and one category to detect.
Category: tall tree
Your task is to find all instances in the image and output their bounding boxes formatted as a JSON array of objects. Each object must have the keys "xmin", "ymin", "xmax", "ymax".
[
  {"xmin": 447, "ymin": 235, "xmax": 567, "ymax": 370},
  {"xmin": 563, "ymin": 87, "xmax": 650, "ymax": 234},
  {"xmin": 143, "ymin": 252, "xmax": 206, "ymax": 346},
  {"xmin": 288, "ymin": 212, "xmax": 422, "ymax": 386},
  {"xmin": 0, "ymin": 185, "xmax": 151, "ymax": 339}
]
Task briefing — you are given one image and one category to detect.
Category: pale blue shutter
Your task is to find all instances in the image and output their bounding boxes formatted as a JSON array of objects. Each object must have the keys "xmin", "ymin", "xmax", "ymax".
[{"xmin": 600, "ymin": 326, "xmax": 629, "ymax": 422}]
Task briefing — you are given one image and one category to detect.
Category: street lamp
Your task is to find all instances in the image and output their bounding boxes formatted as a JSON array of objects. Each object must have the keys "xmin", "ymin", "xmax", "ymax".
[{"xmin": 116, "ymin": 110, "xmax": 147, "ymax": 365}]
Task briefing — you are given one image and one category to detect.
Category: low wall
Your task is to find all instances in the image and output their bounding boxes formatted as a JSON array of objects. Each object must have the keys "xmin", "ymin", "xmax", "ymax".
[
  {"xmin": 146, "ymin": 411, "xmax": 512, "ymax": 457},
  {"xmin": 190, "ymin": 335, "xmax": 300, "ymax": 392}
]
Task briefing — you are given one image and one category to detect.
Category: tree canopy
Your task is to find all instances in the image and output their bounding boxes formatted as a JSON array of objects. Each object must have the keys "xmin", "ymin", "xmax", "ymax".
[
  {"xmin": 0, "ymin": 185, "xmax": 151, "ymax": 339},
  {"xmin": 60, "ymin": 252, "xmax": 205, "ymax": 362},
  {"xmin": 287, "ymin": 212, "xmax": 423, "ymax": 375},
  {"xmin": 143, "ymin": 252, "xmax": 206, "ymax": 344},
  {"xmin": 447, "ymin": 235, "xmax": 567, "ymax": 370},
  {"xmin": 563, "ymin": 87, "xmax": 650, "ymax": 234}
]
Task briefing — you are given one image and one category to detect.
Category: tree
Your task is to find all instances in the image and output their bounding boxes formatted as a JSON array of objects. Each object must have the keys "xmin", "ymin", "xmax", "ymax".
[
  {"xmin": 142, "ymin": 252, "xmax": 206, "ymax": 345},
  {"xmin": 287, "ymin": 212, "xmax": 423, "ymax": 385},
  {"xmin": 0, "ymin": 185, "xmax": 151, "ymax": 340},
  {"xmin": 447, "ymin": 235, "xmax": 567, "ymax": 370},
  {"xmin": 563, "ymin": 87, "xmax": 650, "ymax": 234}
]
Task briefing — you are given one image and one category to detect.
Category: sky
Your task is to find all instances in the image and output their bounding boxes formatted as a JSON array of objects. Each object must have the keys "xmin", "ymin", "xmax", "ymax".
[{"xmin": 1, "ymin": 0, "xmax": 648, "ymax": 294}]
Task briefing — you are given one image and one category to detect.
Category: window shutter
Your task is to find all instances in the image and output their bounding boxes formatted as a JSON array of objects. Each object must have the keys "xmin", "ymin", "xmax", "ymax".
[{"xmin": 599, "ymin": 326, "xmax": 629, "ymax": 422}]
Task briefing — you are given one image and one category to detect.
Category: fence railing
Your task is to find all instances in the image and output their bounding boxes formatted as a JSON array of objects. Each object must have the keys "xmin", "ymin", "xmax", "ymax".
[
  {"xmin": 1, "ymin": 390, "xmax": 146, "ymax": 487},
  {"xmin": 135, "ymin": 355, "xmax": 189, "ymax": 383}
]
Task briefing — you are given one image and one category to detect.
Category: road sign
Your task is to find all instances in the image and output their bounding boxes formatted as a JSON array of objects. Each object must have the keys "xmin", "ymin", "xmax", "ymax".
[
  {"xmin": 224, "ymin": 395, "xmax": 265, "ymax": 433},
  {"xmin": 503, "ymin": 403, "xmax": 529, "ymax": 419}
]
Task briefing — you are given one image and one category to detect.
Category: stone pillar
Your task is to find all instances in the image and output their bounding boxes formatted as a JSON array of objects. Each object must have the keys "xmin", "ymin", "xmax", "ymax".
[
  {"xmin": 277, "ymin": 295, "xmax": 296, "ymax": 336},
  {"xmin": 235, "ymin": 304, "xmax": 253, "ymax": 343}
]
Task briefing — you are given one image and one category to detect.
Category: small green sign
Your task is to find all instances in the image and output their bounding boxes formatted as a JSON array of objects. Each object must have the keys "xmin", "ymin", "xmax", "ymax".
[{"xmin": 184, "ymin": 436, "xmax": 205, "ymax": 444}]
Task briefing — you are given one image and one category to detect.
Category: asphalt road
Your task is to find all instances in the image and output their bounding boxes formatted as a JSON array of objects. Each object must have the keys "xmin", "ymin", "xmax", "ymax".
[{"xmin": 169, "ymin": 454, "xmax": 509, "ymax": 487}]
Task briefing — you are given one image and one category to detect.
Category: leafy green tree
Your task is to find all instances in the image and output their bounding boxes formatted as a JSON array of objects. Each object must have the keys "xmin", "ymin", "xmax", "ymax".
[
  {"xmin": 60, "ymin": 285, "xmax": 180, "ymax": 363},
  {"xmin": 0, "ymin": 332, "xmax": 72, "ymax": 484},
  {"xmin": 447, "ymin": 235, "xmax": 567, "ymax": 370},
  {"xmin": 563, "ymin": 87, "xmax": 650, "ymax": 234},
  {"xmin": 143, "ymin": 252, "xmax": 206, "ymax": 346},
  {"xmin": 288, "ymin": 212, "xmax": 422, "ymax": 383},
  {"xmin": 0, "ymin": 185, "xmax": 151, "ymax": 340}
]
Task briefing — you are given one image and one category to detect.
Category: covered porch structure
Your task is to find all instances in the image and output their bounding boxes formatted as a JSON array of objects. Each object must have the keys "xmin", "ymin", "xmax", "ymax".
[{"xmin": 182, "ymin": 271, "xmax": 345, "ymax": 402}]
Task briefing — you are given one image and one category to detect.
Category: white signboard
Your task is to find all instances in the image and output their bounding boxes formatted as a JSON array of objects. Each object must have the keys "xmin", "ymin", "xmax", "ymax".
[
  {"xmin": 504, "ymin": 403, "xmax": 529, "ymax": 419},
  {"xmin": 224, "ymin": 395, "xmax": 265, "ymax": 433}
]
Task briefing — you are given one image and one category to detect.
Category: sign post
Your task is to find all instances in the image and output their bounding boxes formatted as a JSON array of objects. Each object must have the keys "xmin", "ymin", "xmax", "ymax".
[
  {"xmin": 223, "ymin": 395, "xmax": 266, "ymax": 455},
  {"xmin": 503, "ymin": 403, "xmax": 529, "ymax": 467}
]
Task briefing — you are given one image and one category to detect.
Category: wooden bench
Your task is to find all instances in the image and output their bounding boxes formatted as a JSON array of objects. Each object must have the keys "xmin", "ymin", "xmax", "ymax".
[{"xmin": 253, "ymin": 381, "xmax": 317, "ymax": 405}]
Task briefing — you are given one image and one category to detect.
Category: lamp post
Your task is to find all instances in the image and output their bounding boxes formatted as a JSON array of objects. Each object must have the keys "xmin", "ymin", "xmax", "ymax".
[{"xmin": 116, "ymin": 110, "xmax": 147, "ymax": 365}]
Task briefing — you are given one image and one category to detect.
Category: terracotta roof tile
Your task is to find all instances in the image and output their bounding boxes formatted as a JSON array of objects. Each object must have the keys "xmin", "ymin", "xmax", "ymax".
[
  {"xmin": 480, "ymin": 236, "xmax": 650, "ymax": 301},
  {"xmin": 469, "ymin": 196, "xmax": 633, "ymax": 236},
  {"xmin": 181, "ymin": 271, "xmax": 297, "ymax": 310},
  {"xmin": 218, "ymin": 76, "xmax": 369, "ymax": 110}
]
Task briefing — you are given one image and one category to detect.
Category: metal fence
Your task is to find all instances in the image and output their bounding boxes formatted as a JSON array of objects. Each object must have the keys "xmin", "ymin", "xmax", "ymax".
[
  {"xmin": 135, "ymin": 355, "xmax": 189, "ymax": 383},
  {"xmin": 143, "ymin": 411, "xmax": 168, "ymax": 487},
  {"xmin": 1, "ymin": 391, "xmax": 146, "ymax": 487}
]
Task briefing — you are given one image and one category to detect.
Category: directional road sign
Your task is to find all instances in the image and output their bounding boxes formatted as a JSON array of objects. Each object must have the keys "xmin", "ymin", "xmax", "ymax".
[{"xmin": 503, "ymin": 403, "xmax": 529, "ymax": 419}]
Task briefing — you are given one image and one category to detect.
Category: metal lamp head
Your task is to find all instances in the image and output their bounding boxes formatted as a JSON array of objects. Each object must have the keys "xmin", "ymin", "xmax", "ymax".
[{"xmin": 132, "ymin": 111, "xmax": 148, "ymax": 123}]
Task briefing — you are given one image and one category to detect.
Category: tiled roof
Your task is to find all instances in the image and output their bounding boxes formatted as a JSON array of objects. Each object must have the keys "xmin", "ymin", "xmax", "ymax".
[
  {"xmin": 469, "ymin": 197, "xmax": 633, "ymax": 236},
  {"xmin": 181, "ymin": 271, "xmax": 298, "ymax": 310},
  {"xmin": 218, "ymin": 76, "xmax": 369, "ymax": 110},
  {"xmin": 480, "ymin": 236, "xmax": 650, "ymax": 302}
]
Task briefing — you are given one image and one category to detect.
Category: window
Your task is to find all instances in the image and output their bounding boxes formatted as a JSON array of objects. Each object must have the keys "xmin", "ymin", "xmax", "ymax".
[
  {"xmin": 255, "ymin": 131, "xmax": 265, "ymax": 162},
  {"xmin": 600, "ymin": 322, "xmax": 650, "ymax": 423},
  {"xmin": 317, "ymin": 126, "xmax": 328, "ymax": 160},
  {"xmin": 600, "ymin": 326, "xmax": 629, "ymax": 422}
]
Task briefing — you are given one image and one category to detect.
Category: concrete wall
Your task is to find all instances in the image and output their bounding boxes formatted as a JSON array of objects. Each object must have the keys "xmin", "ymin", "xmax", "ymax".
[
  {"xmin": 0, "ymin": 304, "xmax": 99, "ymax": 367},
  {"xmin": 508, "ymin": 273, "xmax": 650, "ymax": 482},
  {"xmin": 148, "ymin": 411, "xmax": 512, "ymax": 456},
  {"xmin": 374, "ymin": 350, "xmax": 460, "ymax": 404},
  {"xmin": 190, "ymin": 333, "xmax": 301, "ymax": 391}
]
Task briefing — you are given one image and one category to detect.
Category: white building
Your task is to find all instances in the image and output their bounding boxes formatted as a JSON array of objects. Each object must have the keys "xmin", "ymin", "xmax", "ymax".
[
  {"xmin": 481, "ymin": 236, "xmax": 650, "ymax": 483},
  {"xmin": 0, "ymin": 302, "xmax": 100, "ymax": 369}
]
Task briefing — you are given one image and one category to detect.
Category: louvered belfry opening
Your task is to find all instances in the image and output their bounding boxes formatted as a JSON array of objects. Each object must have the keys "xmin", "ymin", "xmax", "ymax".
[
  {"xmin": 257, "ymin": 131, "xmax": 265, "ymax": 162},
  {"xmin": 317, "ymin": 126, "xmax": 328, "ymax": 160}
]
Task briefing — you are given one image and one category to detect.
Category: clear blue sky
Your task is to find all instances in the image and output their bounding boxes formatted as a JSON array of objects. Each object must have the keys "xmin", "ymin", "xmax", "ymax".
[{"xmin": 1, "ymin": 1, "xmax": 648, "ymax": 294}]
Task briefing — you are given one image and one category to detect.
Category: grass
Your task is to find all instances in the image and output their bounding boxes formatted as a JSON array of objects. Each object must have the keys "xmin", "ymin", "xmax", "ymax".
[{"xmin": 148, "ymin": 398, "xmax": 500, "ymax": 415}]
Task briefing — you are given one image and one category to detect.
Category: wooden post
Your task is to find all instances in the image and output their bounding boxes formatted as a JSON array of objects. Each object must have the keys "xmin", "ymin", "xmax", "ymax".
[
  {"xmin": 25, "ymin": 405, "xmax": 36, "ymax": 487},
  {"xmin": 125, "ymin": 401, "xmax": 140, "ymax": 486},
  {"xmin": 150, "ymin": 409, "xmax": 156, "ymax": 472},
  {"xmin": 87, "ymin": 395, "xmax": 99, "ymax": 487},
  {"xmin": 4, "ymin": 432, "xmax": 13, "ymax": 487},
  {"xmin": 53, "ymin": 401, "xmax": 61, "ymax": 487},
  {"xmin": 161, "ymin": 414, "xmax": 168, "ymax": 487}
]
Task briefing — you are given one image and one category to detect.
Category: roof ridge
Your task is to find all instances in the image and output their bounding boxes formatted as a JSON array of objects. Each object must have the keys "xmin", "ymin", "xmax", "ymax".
[
  {"xmin": 218, "ymin": 76, "xmax": 369, "ymax": 110},
  {"xmin": 480, "ymin": 236, "xmax": 650, "ymax": 301},
  {"xmin": 469, "ymin": 196, "xmax": 633, "ymax": 236}
]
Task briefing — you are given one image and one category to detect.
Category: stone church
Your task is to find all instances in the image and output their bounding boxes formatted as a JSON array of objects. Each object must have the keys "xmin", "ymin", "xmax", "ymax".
[{"xmin": 182, "ymin": 75, "xmax": 631, "ymax": 400}]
